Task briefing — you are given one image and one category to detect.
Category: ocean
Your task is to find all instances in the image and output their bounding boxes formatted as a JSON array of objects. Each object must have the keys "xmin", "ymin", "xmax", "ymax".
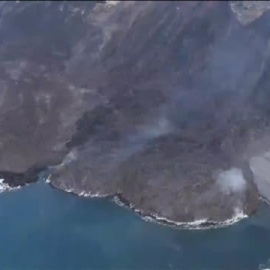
[{"xmin": 0, "ymin": 180, "xmax": 269, "ymax": 270}]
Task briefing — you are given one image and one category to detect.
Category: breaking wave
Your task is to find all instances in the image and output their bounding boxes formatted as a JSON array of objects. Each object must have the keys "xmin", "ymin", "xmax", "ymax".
[
  {"xmin": 0, "ymin": 178, "xmax": 21, "ymax": 194},
  {"xmin": 57, "ymin": 184, "xmax": 248, "ymax": 230},
  {"xmin": 113, "ymin": 196, "xmax": 248, "ymax": 230},
  {"xmin": 58, "ymin": 185, "xmax": 109, "ymax": 199},
  {"xmin": 259, "ymin": 257, "xmax": 270, "ymax": 270}
]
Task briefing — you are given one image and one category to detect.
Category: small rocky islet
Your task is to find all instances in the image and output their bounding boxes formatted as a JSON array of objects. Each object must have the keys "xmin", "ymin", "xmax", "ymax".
[{"xmin": 0, "ymin": 1, "xmax": 270, "ymax": 225}]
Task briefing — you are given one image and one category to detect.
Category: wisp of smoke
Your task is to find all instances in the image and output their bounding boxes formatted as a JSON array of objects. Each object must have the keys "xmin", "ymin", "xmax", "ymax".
[{"xmin": 216, "ymin": 168, "xmax": 247, "ymax": 195}]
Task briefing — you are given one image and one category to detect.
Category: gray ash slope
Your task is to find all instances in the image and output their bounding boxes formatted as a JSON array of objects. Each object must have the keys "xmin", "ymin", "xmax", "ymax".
[{"xmin": 0, "ymin": 1, "xmax": 270, "ymax": 223}]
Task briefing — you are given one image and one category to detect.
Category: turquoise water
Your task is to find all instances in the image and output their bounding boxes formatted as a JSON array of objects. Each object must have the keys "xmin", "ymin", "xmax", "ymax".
[{"xmin": 0, "ymin": 181, "xmax": 270, "ymax": 270}]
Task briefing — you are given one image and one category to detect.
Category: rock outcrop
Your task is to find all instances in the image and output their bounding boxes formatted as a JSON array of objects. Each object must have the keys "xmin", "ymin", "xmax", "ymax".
[{"xmin": 0, "ymin": 1, "xmax": 270, "ymax": 223}]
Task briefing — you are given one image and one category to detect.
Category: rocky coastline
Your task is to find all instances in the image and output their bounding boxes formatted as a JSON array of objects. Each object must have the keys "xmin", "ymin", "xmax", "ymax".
[{"xmin": 0, "ymin": 1, "xmax": 270, "ymax": 225}]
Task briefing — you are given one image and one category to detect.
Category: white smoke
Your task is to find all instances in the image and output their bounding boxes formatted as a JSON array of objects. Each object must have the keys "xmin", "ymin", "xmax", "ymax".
[
  {"xmin": 105, "ymin": 1, "xmax": 120, "ymax": 7},
  {"xmin": 216, "ymin": 168, "xmax": 247, "ymax": 195},
  {"xmin": 138, "ymin": 116, "xmax": 173, "ymax": 140}
]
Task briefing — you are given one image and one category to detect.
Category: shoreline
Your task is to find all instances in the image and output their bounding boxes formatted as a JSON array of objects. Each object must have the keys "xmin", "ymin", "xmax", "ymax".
[
  {"xmin": 112, "ymin": 195, "xmax": 249, "ymax": 230},
  {"xmin": 46, "ymin": 178, "xmax": 254, "ymax": 230},
  {"xmin": 2, "ymin": 176, "xmax": 266, "ymax": 230},
  {"xmin": 0, "ymin": 179, "xmax": 21, "ymax": 194}
]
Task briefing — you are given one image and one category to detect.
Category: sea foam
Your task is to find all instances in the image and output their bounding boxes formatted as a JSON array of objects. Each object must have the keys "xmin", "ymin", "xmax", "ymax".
[
  {"xmin": 0, "ymin": 178, "xmax": 21, "ymax": 194},
  {"xmin": 113, "ymin": 196, "xmax": 248, "ymax": 230},
  {"xmin": 61, "ymin": 185, "xmax": 109, "ymax": 198},
  {"xmin": 60, "ymin": 185, "xmax": 248, "ymax": 230}
]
